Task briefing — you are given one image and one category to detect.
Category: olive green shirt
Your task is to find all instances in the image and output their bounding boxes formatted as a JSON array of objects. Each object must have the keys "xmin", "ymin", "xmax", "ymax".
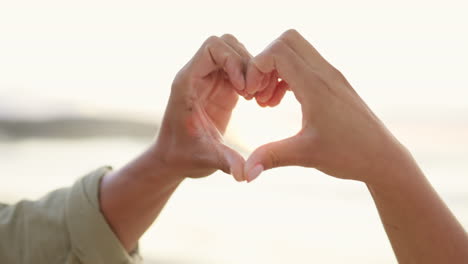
[{"xmin": 0, "ymin": 167, "xmax": 142, "ymax": 264}]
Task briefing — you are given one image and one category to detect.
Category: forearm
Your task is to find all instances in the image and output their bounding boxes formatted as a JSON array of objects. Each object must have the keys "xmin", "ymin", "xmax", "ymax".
[
  {"xmin": 367, "ymin": 151, "xmax": 468, "ymax": 263},
  {"xmin": 99, "ymin": 146, "xmax": 183, "ymax": 252}
]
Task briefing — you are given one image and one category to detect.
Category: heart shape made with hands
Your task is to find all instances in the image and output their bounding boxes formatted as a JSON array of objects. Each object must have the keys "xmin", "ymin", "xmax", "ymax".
[
  {"xmin": 173, "ymin": 32, "xmax": 310, "ymax": 184},
  {"xmin": 164, "ymin": 32, "xmax": 296, "ymax": 184},
  {"xmin": 207, "ymin": 38, "xmax": 297, "ymax": 183},
  {"xmin": 172, "ymin": 30, "xmax": 374, "ymax": 186}
]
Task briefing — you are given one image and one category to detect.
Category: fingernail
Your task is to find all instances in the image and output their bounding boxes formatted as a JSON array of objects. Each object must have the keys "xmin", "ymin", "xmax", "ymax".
[{"xmin": 247, "ymin": 164, "xmax": 264, "ymax": 182}]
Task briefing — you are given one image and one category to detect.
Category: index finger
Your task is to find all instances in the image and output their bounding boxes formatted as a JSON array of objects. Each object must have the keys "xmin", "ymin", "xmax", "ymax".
[
  {"xmin": 220, "ymin": 34, "xmax": 253, "ymax": 95},
  {"xmin": 189, "ymin": 36, "xmax": 245, "ymax": 91}
]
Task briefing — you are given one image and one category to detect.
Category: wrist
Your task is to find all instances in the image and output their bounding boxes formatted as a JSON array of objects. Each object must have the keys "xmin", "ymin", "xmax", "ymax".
[
  {"xmin": 139, "ymin": 145, "xmax": 185, "ymax": 185},
  {"xmin": 99, "ymin": 144, "xmax": 183, "ymax": 252},
  {"xmin": 151, "ymin": 135, "xmax": 209, "ymax": 180},
  {"xmin": 366, "ymin": 142, "xmax": 423, "ymax": 191}
]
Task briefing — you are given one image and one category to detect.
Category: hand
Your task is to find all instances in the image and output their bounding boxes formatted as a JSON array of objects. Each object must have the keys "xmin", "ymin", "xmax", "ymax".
[
  {"xmin": 244, "ymin": 29, "xmax": 410, "ymax": 185},
  {"xmin": 152, "ymin": 34, "xmax": 253, "ymax": 182}
]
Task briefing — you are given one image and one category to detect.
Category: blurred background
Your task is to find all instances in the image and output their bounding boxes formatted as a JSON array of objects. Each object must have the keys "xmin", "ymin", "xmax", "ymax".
[{"xmin": 1, "ymin": 0, "xmax": 467, "ymax": 263}]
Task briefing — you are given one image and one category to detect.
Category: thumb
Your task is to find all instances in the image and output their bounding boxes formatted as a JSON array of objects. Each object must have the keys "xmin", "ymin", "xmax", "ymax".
[
  {"xmin": 245, "ymin": 136, "xmax": 302, "ymax": 182},
  {"xmin": 217, "ymin": 144, "xmax": 246, "ymax": 182}
]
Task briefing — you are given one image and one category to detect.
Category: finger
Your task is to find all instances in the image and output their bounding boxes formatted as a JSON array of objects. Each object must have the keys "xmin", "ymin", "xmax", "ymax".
[
  {"xmin": 262, "ymin": 80, "xmax": 289, "ymax": 107},
  {"xmin": 218, "ymin": 144, "xmax": 246, "ymax": 182},
  {"xmin": 278, "ymin": 29, "xmax": 342, "ymax": 84},
  {"xmin": 245, "ymin": 58, "xmax": 279, "ymax": 96},
  {"xmin": 277, "ymin": 29, "xmax": 329, "ymax": 68},
  {"xmin": 220, "ymin": 34, "xmax": 253, "ymax": 93},
  {"xmin": 191, "ymin": 36, "xmax": 245, "ymax": 91},
  {"xmin": 247, "ymin": 38, "xmax": 309, "ymax": 101},
  {"xmin": 245, "ymin": 60, "xmax": 265, "ymax": 95},
  {"xmin": 220, "ymin": 34, "xmax": 253, "ymax": 63},
  {"xmin": 244, "ymin": 93, "xmax": 254, "ymax": 100},
  {"xmin": 204, "ymin": 88, "xmax": 239, "ymax": 134},
  {"xmin": 255, "ymin": 70, "xmax": 279, "ymax": 104},
  {"xmin": 244, "ymin": 135, "xmax": 303, "ymax": 182},
  {"xmin": 245, "ymin": 62, "xmax": 277, "ymax": 96}
]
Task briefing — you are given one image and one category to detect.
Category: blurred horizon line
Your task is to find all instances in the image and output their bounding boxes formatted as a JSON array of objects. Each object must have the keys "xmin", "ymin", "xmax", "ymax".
[
  {"xmin": 0, "ymin": 117, "xmax": 157, "ymax": 141},
  {"xmin": 0, "ymin": 116, "xmax": 249, "ymax": 154}
]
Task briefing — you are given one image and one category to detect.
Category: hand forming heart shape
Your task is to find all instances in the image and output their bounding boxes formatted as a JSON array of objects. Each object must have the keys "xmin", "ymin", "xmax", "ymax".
[
  {"xmin": 153, "ymin": 29, "xmax": 409, "ymax": 188},
  {"xmin": 100, "ymin": 29, "xmax": 460, "ymax": 261}
]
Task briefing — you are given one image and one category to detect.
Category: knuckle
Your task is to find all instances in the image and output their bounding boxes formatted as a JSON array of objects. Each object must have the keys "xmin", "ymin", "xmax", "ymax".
[
  {"xmin": 204, "ymin": 35, "xmax": 221, "ymax": 47},
  {"xmin": 281, "ymin": 28, "xmax": 300, "ymax": 41},
  {"xmin": 171, "ymin": 67, "xmax": 191, "ymax": 90},
  {"xmin": 331, "ymin": 66, "xmax": 346, "ymax": 81},
  {"xmin": 221, "ymin": 33, "xmax": 237, "ymax": 42},
  {"xmin": 270, "ymin": 39, "xmax": 288, "ymax": 55}
]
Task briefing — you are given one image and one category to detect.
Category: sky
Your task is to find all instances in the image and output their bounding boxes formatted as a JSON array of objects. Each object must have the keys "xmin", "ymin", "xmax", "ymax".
[
  {"xmin": 1, "ymin": 0, "xmax": 467, "ymax": 109},
  {"xmin": 1, "ymin": 0, "xmax": 468, "ymax": 151}
]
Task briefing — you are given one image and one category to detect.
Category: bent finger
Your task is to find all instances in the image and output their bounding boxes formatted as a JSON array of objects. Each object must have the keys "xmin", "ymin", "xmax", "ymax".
[
  {"xmin": 263, "ymin": 80, "xmax": 289, "ymax": 107},
  {"xmin": 220, "ymin": 34, "xmax": 253, "ymax": 63},
  {"xmin": 247, "ymin": 38, "xmax": 309, "ymax": 101},
  {"xmin": 191, "ymin": 36, "xmax": 245, "ymax": 91},
  {"xmin": 255, "ymin": 70, "xmax": 279, "ymax": 104}
]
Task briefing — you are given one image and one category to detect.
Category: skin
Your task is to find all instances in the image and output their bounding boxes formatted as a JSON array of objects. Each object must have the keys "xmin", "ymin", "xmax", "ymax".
[
  {"xmin": 99, "ymin": 29, "xmax": 468, "ymax": 262},
  {"xmin": 244, "ymin": 29, "xmax": 468, "ymax": 263},
  {"xmin": 99, "ymin": 34, "xmax": 252, "ymax": 251}
]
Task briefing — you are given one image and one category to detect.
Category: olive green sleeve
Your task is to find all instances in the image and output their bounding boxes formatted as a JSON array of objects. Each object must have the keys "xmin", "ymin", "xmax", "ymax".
[{"xmin": 0, "ymin": 167, "xmax": 142, "ymax": 264}]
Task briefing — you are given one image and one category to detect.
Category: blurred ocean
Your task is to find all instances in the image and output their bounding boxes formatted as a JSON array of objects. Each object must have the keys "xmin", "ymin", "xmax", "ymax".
[{"xmin": 1, "ymin": 103, "xmax": 467, "ymax": 264}]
